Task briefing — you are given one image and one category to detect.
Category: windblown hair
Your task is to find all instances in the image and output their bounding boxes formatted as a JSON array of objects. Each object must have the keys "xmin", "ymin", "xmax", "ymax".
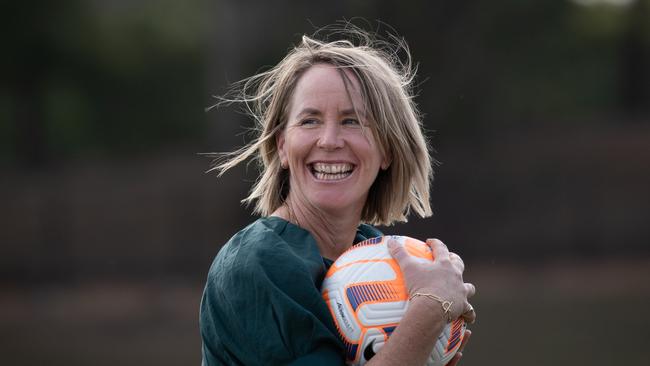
[{"xmin": 209, "ymin": 26, "xmax": 433, "ymax": 226}]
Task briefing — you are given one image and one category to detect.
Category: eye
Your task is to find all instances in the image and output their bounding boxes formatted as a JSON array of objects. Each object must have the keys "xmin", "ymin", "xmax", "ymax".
[
  {"xmin": 342, "ymin": 118, "xmax": 361, "ymax": 126},
  {"xmin": 298, "ymin": 118, "xmax": 320, "ymax": 126}
]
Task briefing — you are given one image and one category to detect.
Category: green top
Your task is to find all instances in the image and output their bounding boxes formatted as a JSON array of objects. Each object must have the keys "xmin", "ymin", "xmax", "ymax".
[{"xmin": 200, "ymin": 216, "xmax": 383, "ymax": 366}]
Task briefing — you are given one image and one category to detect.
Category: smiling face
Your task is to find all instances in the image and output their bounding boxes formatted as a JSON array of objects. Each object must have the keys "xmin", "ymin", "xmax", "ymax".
[{"xmin": 277, "ymin": 64, "xmax": 390, "ymax": 216}]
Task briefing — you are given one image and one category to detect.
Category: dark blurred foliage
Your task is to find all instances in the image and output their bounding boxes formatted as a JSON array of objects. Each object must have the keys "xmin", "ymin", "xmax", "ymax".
[
  {"xmin": 0, "ymin": 0, "xmax": 208, "ymax": 164},
  {"xmin": 0, "ymin": 1, "xmax": 649, "ymax": 364},
  {"xmin": 3, "ymin": 0, "xmax": 648, "ymax": 282}
]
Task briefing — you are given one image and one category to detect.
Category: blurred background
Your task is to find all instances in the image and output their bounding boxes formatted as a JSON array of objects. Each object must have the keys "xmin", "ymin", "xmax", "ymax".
[{"xmin": 1, "ymin": 0, "xmax": 649, "ymax": 365}]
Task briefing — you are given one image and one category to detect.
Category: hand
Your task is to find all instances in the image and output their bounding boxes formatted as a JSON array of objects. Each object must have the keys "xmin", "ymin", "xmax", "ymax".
[
  {"xmin": 387, "ymin": 238, "xmax": 476, "ymax": 322},
  {"xmin": 445, "ymin": 329, "xmax": 472, "ymax": 366}
]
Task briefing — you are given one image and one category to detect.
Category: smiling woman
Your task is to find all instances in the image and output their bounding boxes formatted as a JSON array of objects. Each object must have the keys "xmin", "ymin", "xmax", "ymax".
[
  {"xmin": 200, "ymin": 26, "xmax": 476, "ymax": 366},
  {"xmin": 277, "ymin": 64, "xmax": 391, "ymax": 254}
]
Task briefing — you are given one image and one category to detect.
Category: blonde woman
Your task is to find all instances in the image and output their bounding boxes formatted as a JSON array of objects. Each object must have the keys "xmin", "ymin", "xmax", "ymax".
[{"xmin": 200, "ymin": 28, "xmax": 476, "ymax": 366}]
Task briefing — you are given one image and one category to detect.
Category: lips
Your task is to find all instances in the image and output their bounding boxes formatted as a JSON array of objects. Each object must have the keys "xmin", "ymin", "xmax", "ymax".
[{"xmin": 309, "ymin": 162, "xmax": 355, "ymax": 181}]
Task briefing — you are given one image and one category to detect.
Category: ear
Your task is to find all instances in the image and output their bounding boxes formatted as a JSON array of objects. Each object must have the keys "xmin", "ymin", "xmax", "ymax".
[
  {"xmin": 276, "ymin": 131, "xmax": 288, "ymax": 169},
  {"xmin": 380, "ymin": 150, "xmax": 392, "ymax": 170}
]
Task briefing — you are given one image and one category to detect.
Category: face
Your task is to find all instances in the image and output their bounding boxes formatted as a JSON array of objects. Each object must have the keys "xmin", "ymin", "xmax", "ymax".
[{"xmin": 277, "ymin": 64, "xmax": 390, "ymax": 216}]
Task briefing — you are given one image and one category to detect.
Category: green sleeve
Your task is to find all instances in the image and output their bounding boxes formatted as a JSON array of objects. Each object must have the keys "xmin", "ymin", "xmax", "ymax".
[{"xmin": 200, "ymin": 220, "xmax": 346, "ymax": 365}]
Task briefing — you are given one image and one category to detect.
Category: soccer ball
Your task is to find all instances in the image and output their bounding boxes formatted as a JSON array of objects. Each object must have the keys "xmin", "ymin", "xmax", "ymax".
[{"xmin": 321, "ymin": 235, "xmax": 466, "ymax": 366}]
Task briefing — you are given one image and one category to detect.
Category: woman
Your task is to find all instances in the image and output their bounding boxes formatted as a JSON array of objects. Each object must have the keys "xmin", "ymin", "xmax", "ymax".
[{"xmin": 200, "ymin": 29, "xmax": 476, "ymax": 366}]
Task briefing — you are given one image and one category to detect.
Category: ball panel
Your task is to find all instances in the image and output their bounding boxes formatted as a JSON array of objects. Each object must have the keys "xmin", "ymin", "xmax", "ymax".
[
  {"xmin": 327, "ymin": 243, "xmax": 392, "ymax": 269},
  {"xmin": 357, "ymin": 300, "xmax": 406, "ymax": 326},
  {"xmin": 346, "ymin": 282, "xmax": 403, "ymax": 311},
  {"xmin": 357, "ymin": 327, "xmax": 386, "ymax": 365},
  {"xmin": 329, "ymin": 261, "xmax": 397, "ymax": 285},
  {"xmin": 445, "ymin": 318, "xmax": 466, "ymax": 353},
  {"xmin": 322, "ymin": 287, "xmax": 363, "ymax": 341},
  {"xmin": 399, "ymin": 236, "xmax": 434, "ymax": 260},
  {"xmin": 427, "ymin": 318, "xmax": 466, "ymax": 366}
]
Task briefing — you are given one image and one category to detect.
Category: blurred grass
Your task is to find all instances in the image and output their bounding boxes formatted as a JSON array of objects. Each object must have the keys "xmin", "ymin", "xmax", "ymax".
[
  {"xmin": 464, "ymin": 258, "xmax": 650, "ymax": 365},
  {"xmin": 1, "ymin": 259, "xmax": 649, "ymax": 365}
]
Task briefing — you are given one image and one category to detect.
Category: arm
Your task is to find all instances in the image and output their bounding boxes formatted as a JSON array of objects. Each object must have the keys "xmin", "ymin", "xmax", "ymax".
[
  {"xmin": 367, "ymin": 239, "xmax": 476, "ymax": 366},
  {"xmin": 200, "ymin": 232, "xmax": 346, "ymax": 366},
  {"xmin": 200, "ymin": 264, "xmax": 345, "ymax": 366}
]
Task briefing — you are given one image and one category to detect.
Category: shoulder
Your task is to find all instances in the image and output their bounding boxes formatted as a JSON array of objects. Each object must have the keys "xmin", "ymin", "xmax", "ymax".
[
  {"xmin": 355, "ymin": 223, "xmax": 383, "ymax": 243},
  {"xmin": 200, "ymin": 218, "xmax": 344, "ymax": 365},
  {"xmin": 206, "ymin": 217, "xmax": 326, "ymax": 297},
  {"xmin": 208, "ymin": 217, "xmax": 289, "ymax": 271}
]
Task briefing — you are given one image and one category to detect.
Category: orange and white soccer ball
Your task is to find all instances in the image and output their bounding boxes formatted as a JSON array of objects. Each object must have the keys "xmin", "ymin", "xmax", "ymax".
[{"xmin": 321, "ymin": 235, "xmax": 466, "ymax": 366}]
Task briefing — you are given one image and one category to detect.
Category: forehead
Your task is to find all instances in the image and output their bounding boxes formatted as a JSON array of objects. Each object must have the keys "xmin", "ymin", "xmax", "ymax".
[{"xmin": 288, "ymin": 64, "xmax": 364, "ymax": 113}]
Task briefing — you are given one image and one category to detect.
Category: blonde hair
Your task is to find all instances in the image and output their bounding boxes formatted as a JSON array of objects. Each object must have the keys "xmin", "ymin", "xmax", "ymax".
[{"xmin": 209, "ymin": 27, "xmax": 433, "ymax": 226}]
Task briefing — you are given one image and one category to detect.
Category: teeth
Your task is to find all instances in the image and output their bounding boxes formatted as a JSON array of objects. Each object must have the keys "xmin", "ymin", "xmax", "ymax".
[
  {"xmin": 314, "ymin": 172, "xmax": 351, "ymax": 180},
  {"xmin": 311, "ymin": 163, "xmax": 354, "ymax": 181},
  {"xmin": 312, "ymin": 163, "xmax": 353, "ymax": 174}
]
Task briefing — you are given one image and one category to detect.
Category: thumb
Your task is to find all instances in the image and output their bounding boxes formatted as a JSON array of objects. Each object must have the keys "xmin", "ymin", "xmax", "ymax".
[{"xmin": 387, "ymin": 237, "xmax": 411, "ymax": 266}]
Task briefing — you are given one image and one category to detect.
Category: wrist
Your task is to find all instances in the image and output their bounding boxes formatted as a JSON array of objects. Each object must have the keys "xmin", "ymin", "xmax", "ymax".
[
  {"xmin": 406, "ymin": 294, "xmax": 450, "ymax": 330},
  {"xmin": 409, "ymin": 292, "xmax": 453, "ymax": 323}
]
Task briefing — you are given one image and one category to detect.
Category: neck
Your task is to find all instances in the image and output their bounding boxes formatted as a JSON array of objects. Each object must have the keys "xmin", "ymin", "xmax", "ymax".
[{"xmin": 273, "ymin": 195, "xmax": 362, "ymax": 260}]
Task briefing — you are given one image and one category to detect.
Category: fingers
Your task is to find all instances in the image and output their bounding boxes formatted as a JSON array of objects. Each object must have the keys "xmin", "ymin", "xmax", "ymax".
[
  {"xmin": 427, "ymin": 239, "xmax": 464, "ymax": 272},
  {"xmin": 404, "ymin": 238, "xmax": 477, "ymax": 324},
  {"xmin": 445, "ymin": 352, "xmax": 462, "ymax": 366},
  {"xmin": 426, "ymin": 238, "xmax": 449, "ymax": 260},
  {"xmin": 465, "ymin": 283, "xmax": 476, "ymax": 298},
  {"xmin": 445, "ymin": 330, "xmax": 471, "ymax": 366},
  {"xmin": 449, "ymin": 252, "xmax": 465, "ymax": 272},
  {"xmin": 387, "ymin": 238, "xmax": 411, "ymax": 266},
  {"xmin": 425, "ymin": 237, "xmax": 473, "ymax": 290},
  {"xmin": 461, "ymin": 302, "xmax": 476, "ymax": 324},
  {"xmin": 458, "ymin": 284, "xmax": 476, "ymax": 324},
  {"xmin": 463, "ymin": 283, "xmax": 476, "ymax": 323}
]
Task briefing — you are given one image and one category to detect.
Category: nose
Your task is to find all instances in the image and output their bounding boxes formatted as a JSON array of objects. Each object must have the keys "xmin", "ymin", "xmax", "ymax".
[{"xmin": 317, "ymin": 122, "xmax": 344, "ymax": 150}]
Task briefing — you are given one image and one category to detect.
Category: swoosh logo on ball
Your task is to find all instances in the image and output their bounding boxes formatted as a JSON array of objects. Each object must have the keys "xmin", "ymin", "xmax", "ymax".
[{"xmin": 363, "ymin": 340, "xmax": 376, "ymax": 360}]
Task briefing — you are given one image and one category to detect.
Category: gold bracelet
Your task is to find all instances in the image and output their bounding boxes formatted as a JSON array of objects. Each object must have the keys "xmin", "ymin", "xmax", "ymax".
[{"xmin": 409, "ymin": 292, "xmax": 453, "ymax": 322}]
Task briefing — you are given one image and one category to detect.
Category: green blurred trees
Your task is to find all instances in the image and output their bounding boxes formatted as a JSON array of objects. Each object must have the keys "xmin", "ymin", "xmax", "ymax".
[
  {"xmin": 1, "ymin": 0, "xmax": 648, "ymax": 166},
  {"xmin": 1, "ymin": 0, "xmax": 209, "ymax": 165},
  {"xmin": 374, "ymin": 0, "xmax": 649, "ymax": 137}
]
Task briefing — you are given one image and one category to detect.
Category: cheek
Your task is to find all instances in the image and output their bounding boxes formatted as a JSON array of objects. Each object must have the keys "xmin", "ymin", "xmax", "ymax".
[
  {"xmin": 352, "ymin": 136, "xmax": 383, "ymax": 165},
  {"xmin": 284, "ymin": 135, "xmax": 312, "ymax": 162}
]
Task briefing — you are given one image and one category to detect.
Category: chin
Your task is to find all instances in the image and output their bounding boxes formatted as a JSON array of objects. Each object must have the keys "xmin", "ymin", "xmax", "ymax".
[{"xmin": 310, "ymin": 193, "xmax": 364, "ymax": 214}]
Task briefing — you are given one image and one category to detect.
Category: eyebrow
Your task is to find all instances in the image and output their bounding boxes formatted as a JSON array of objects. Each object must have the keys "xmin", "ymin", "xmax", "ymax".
[
  {"xmin": 295, "ymin": 107, "xmax": 362, "ymax": 118},
  {"xmin": 295, "ymin": 107, "xmax": 321, "ymax": 117}
]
